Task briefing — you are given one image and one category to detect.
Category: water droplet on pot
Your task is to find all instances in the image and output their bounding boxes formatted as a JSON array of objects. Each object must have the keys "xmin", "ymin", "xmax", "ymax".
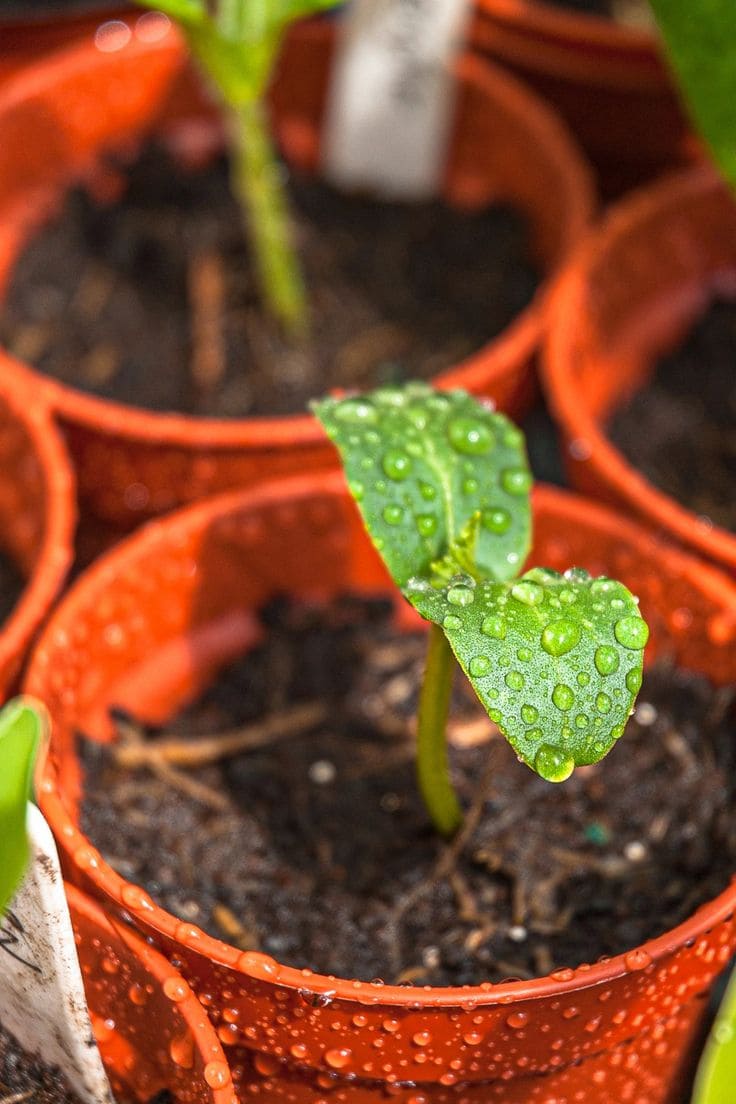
[
  {"xmin": 624, "ymin": 949, "xmax": 651, "ymax": 971},
  {"xmin": 169, "ymin": 1033, "xmax": 194, "ymax": 1069},
  {"xmin": 412, "ymin": 1031, "xmax": 431, "ymax": 1047},
  {"xmin": 204, "ymin": 1061, "xmax": 231, "ymax": 1089},
  {"xmin": 163, "ymin": 977, "xmax": 190, "ymax": 1003},
  {"xmin": 506, "ymin": 1012, "xmax": 529, "ymax": 1030},
  {"xmin": 325, "ymin": 1048, "xmax": 352, "ymax": 1069}
]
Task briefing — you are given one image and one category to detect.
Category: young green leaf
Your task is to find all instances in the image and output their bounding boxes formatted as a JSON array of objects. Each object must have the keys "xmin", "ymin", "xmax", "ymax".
[
  {"xmin": 0, "ymin": 701, "xmax": 44, "ymax": 916},
  {"xmin": 649, "ymin": 0, "xmax": 736, "ymax": 190},
  {"xmin": 692, "ymin": 964, "xmax": 736, "ymax": 1104},
  {"xmin": 312, "ymin": 383, "xmax": 532, "ymax": 589},
  {"xmin": 407, "ymin": 567, "xmax": 648, "ymax": 781}
]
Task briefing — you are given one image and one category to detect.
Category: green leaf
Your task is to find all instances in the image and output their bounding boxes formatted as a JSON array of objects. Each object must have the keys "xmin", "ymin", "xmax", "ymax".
[
  {"xmin": 313, "ymin": 383, "xmax": 532, "ymax": 590},
  {"xmin": 649, "ymin": 0, "xmax": 736, "ymax": 190},
  {"xmin": 406, "ymin": 567, "xmax": 648, "ymax": 781},
  {"xmin": 132, "ymin": 0, "xmax": 206, "ymax": 26},
  {"xmin": 693, "ymin": 966, "xmax": 736, "ymax": 1104},
  {"xmin": 0, "ymin": 701, "xmax": 44, "ymax": 916}
]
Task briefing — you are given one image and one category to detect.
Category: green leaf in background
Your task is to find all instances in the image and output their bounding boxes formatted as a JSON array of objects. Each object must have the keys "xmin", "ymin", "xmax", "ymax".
[
  {"xmin": 312, "ymin": 383, "xmax": 532, "ymax": 590},
  {"xmin": 0, "ymin": 700, "xmax": 45, "ymax": 916},
  {"xmin": 693, "ymin": 966, "xmax": 736, "ymax": 1104},
  {"xmin": 649, "ymin": 0, "xmax": 736, "ymax": 190},
  {"xmin": 407, "ymin": 567, "xmax": 648, "ymax": 780}
]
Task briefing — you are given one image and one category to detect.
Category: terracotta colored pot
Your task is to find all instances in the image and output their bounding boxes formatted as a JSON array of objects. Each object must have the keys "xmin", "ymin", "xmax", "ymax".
[
  {"xmin": 66, "ymin": 882, "xmax": 235, "ymax": 1103},
  {"xmin": 542, "ymin": 164, "xmax": 736, "ymax": 575},
  {"xmin": 0, "ymin": 371, "xmax": 75, "ymax": 697},
  {"xmin": 27, "ymin": 471, "xmax": 736, "ymax": 1103},
  {"xmin": 0, "ymin": 16, "xmax": 594, "ymax": 529},
  {"xmin": 470, "ymin": 0, "xmax": 695, "ymax": 195}
]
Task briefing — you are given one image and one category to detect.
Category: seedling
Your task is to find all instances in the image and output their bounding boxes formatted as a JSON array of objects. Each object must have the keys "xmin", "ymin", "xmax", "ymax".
[
  {"xmin": 314, "ymin": 383, "xmax": 649, "ymax": 836},
  {"xmin": 132, "ymin": 0, "xmax": 342, "ymax": 335},
  {"xmin": 0, "ymin": 699, "xmax": 43, "ymax": 915},
  {"xmin": 649, "ymin": 0, "xmax": 736, "ymax": 191}
]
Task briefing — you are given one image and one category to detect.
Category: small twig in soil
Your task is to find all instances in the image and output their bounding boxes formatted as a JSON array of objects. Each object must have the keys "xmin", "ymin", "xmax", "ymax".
[
  {"xmin": 114, "ymin": 701, "xmax": 326, "ymax": 769},
  {"xmin": 189, "ymin": 250, "xmax": 227, "ymax": 393},
  {"xmin": 0, "ymin": 1093, "xmax": 33, "ymax": 1104},
  {"xmin": 213, "ymin": 902, "xmax": 261, "ymax": 951}
]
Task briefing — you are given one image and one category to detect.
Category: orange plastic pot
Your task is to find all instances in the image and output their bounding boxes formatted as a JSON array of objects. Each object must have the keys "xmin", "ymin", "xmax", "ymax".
[
  {"xmin": 470, "ymin": 0, "xmax": 694, "ymax": 195},
  {"xmin": 0, "ymin": 16, "xmax": 594, "ymax": 529},
  {"xmin": 27, "ymin": 471, "xmax": 736, "ymax": 1103},
  {"xmin": 0, "ymin": 5, "xmax": 131, "ymax": 81},
  {"xmin": 66, "ymin": 882, "xmax": 235, "ymax": 1103},
  {"xmin": 0, "ymin": 369, "xmax": 75, "ymax": 697},
  {"xmin": 542, "ymin": 164, "xmax": 736, "ymax": 575}
]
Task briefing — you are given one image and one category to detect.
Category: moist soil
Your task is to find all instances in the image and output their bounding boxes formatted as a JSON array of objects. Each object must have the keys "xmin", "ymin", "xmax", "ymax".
[
  {"xmin": 81, "ymin": 596, "xmax": 736, "ymax": 988},
  {"xmin": 0, "ymin": 550, "xmax": 25, "ymax": 627},
  {"xmin": 0, "ymin": 145, "xmax": 539, "ymax": 420},
  {"xmin": 0, "ymin": 1023, "xmax": 171, "ymax": 1104},
  {"xmin": 609, "ymin": 297, "xmax": 736, "ymax": 534}
]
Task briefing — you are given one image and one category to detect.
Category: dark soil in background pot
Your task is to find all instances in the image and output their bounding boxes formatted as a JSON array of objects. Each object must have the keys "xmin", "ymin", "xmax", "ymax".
[
  {"xmin": 608, "ymin": 297, "xmax": 736, "ymax": 534},
  {"xmin": 0, "ymin": 145, "xmax": 539, "ymax": 420},
  {"xmin": 0, "ymin": 1023, "xmax": 171, "ymax": 1104},
  {"xmin": 543, "ymin": 0, "xmax": 654, "ymax": 26},
  {"xmin": 80, "ymin": 595, "xmax": 736, "ymax": 988},
  {"xmin": 0, "ymin": 550, "xmax": 25, "ymax": 627}
]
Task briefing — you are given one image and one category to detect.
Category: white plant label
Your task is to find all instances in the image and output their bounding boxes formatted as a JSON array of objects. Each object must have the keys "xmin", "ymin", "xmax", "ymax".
[
  {"xmin": 323, "ymin": 0, "xmax": 472, "ymax": 197},
  {"xmin": 0, "ymin": 805, "xmax": 114, "ymax": 1104}
]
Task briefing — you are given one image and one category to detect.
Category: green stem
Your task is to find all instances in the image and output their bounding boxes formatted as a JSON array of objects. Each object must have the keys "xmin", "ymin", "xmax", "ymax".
[
  {"xmin": 230, "ymin": 99, "xmax": 308, "ymax": 337},
  {"xmin": 417, "ymin": 624, "xmax": 462, "ymax": 837}
]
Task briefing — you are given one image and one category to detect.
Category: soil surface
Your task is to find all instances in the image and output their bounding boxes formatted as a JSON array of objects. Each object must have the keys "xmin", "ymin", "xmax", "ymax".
[
  {"xmin": 0, "ymin": 1023, "xmax": 172, "ymax": 1103},
  {"xmin": 81, "ymin": 596, "xmax": 736, "ymax": 988},
  {"xmin": 0, "ymin": 145, "xmax": 539, "ymax": 420},
  {"xmin": 0, "ymin": 550, "xmax": 25, "ymax": 627},
  {"xmin": 609, "ymin": 298, "xmax": 736, "ymax": 534}
]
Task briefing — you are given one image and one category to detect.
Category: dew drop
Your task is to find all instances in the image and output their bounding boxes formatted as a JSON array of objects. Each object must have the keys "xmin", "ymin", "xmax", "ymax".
[
  {"xmin": 506, "ymin": 1012, "xmax": 529, "ymax": 1030},
  {"xmin": 416, "ymin": 514, "xmax": 437, "ymax": 537},
  {"xmin": 382, "ymin": 450, "xmax": 413, "ymax": 481},
  {"xmin": 204, "ymin": 1061, "xmax": 231, "ymax": 1089},
  {"xmin": 412, "ymin": 1031, "xmax": 432, "ymax": 1047},
  {"xmin": 383, "ymin": 505, "xmax": 404, "ymax": 526},
  {"xmin": 325, "ymin": 1048, "xmax": 352, "ymax": 1069},
  {"xmin": 443, "ymin": 614, "xmax": 462, "ymax": 632},
  {"xmin": 505, "ymin": 670, "xmax": 525, "ymax": 691},
  {"xmin": 481, "ymin": 507, "xmax": 511, "ymax": 534},
  {"xmin": 614, "ymin": 616, "xmax": 649, "ymax": 650},
  {"xmin": 420, "ymin": 482, "xmax": 437, "ymax": 501},
  {"xmin": 448, "ymin": 417, "xmax": 494, "ymax": 455},
  {"xmin": 169, "ymin": 1033, "xmax": 194, "ymax": 1069},
  {"xmin": 624, "ymin": 949, "xmax": 651, "ymax": 972},
  {"xmin": 596, "ymin": 692, "xmax": 612, "ymax": 715},
  {"xmin": 334, "ymin": 398, "xmax": 378, "ymax": 424},
  {"xmin": 534, "ymin": 744, "xmax": 575, "ymax": 782},
  {"xmin": 501, "ymin": 468, "xmax": 532, "ymax": 496},
  {"xmin": 517, "ymin": 647, "xmax": 532, "ymax": 662},
  {"xmin": 577, "ymin": 672, "xmax": 590, "ymax": 687},
  {"xmin": 511, "ymin": 581, "xmax": 544, "ymax": 606},
  {"xmin": 626, "ymin": 667, "xmax": 642, "ymax": 694},
  {"xmin": 463, "ymin": 478, "xmax": 479, "ymax": 495},
  {"xmin": 552, "ymin": 684, "xmax": 575, "ymax": 711},
  {"xmin": 447, "ymin": 585, "xmax": 474, "ymax": 607},
  {"xmin": 541, "ymin": 619, "xmax": 581, "ymax": 657},
  {"xmin": 521, "ymin": 704, "xmax": 538, "ymax": 724},
  {"xmin": 481, "ymin": 614, "xmax": 506, "ymax": 639},
  {"xmin": 595, "ymin": 645, "xmax": 620, "ymax": 676},
  {"xmin": 163, "ymin": 977, "xmax": 190, "ymax": 1003},
  {"xmin": 469, "ymin": 655, "xmax": 492, "ymax": 677}
]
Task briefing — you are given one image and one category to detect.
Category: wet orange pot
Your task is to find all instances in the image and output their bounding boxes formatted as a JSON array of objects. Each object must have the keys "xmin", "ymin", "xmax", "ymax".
[
  {"xmin": 0, "ymin": 4, "xmax": 130, "ymax": 80},
  {"xmin": 27, "ymin": 471, "xmax": 736, "ymax": 1103},
  {"xmin": 0, "ymin": 367, "xmax": 75, "ymax": 697},
  {"xmin": 0, "ymin": 16, "xmax": 594, "ymax": 529},
  {"xmin": 470, "ymin": 0, "xmax": 695, "ymax": 195},
  {"xmin": 542, "ymin": 164, "xmax": 736, "ymax": 575},
  {"xmin": 67, "ymin": 882, "xmax": 235, "ymax": 1103}
]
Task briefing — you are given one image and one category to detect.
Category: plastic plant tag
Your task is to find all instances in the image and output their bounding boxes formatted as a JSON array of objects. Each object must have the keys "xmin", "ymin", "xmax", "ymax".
[
  {"xmin": 0, "ymin": 803, "xmax": 115, "ymax": 1104},
  {"xmin": 323, "ymin": 0, "xmax": 472, "ymax": 198}
]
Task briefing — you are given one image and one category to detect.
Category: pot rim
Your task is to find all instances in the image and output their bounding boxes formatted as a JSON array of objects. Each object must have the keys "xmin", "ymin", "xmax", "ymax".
[
  {"xmin": 0, "ymin": 19, "xmax": 594, "ymax": 449},
  {"xmin": 30, "ymin": 470, "xmax": 736, "ymax": 1010},
  {"xmin": 0, "ymin": 369, "xmax": 75, "ymax": 684},
  {"xmin": 542, "ymin": 162, "xmax": 736, "ymax": 572},
  {"xmin": 475, "ymin": 0, "xmax": 657, "ymax": 53}
]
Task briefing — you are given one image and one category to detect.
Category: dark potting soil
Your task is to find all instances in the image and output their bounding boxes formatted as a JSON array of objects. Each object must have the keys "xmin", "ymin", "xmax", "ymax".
[
  {"xmin": 0, "ymin": 145, "xmax": 539, "ymax": 419},
  {"xmin": 0, "ymin": 1023, "xmax": 172, "ymax": 1104},
  {"xmin": 80, "ymin": 596, "xmax": 736, "ymax": 988},
  {"xmin": 608, "ymin": 297, "xmax": 736, "ymax": 534},
  {"xmin": 542, "ymin": 0, "xmax": 655, "ymax": 27},
  {"xmin": 0, "ymin": 549, "xmax": 25, "ymax": 626}
]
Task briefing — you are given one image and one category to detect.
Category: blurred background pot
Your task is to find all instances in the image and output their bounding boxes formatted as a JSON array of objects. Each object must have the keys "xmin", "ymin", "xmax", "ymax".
[
  {"xmin": 542, "ymin": 164, "xmax": 736, "ymax": 574},
  {"xmin": 0, "ymin": 367, "xmax": 75, "ymax": 697},
  {"xmin": 0, "ymin": 17, "xmax": 594, "ymax": 530},
  {"xmin": 470, "ymin": 0, "xmax": 695, "ymax": 196},
  {"xmin": 67, "ymin": 882, "xmax": 236, "ymax": 1103},
  {"xmin": 27, "ymin": 472, "xmax": 736, "ymax": 1103},
  {"xmin": 0, "ymin": 2, "xmax": 130, "ymax": 80}
]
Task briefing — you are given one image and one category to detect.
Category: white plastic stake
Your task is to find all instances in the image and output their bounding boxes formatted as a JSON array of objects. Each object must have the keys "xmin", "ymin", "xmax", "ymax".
[
  {"xmin": 0, "ymin": 805, "xmax": 114, "ymax": 1104},
  {"xmin": 323, "ymin": 0, "xmax": 473, "ymax": 198}
]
